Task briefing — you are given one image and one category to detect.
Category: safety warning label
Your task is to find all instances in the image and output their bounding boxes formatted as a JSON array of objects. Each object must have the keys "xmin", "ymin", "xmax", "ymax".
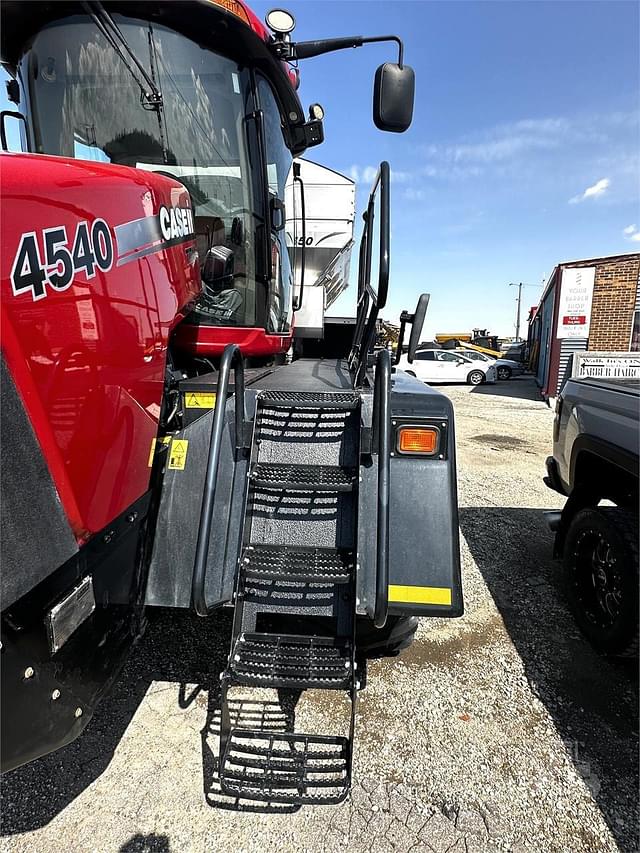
[
  {"xmin": 185, "ymin": 392, "xmax": 216, "ymax": 409},
  {"xmin": 168, "ymin": 439, "xmax": 189, "ymax": 470}
]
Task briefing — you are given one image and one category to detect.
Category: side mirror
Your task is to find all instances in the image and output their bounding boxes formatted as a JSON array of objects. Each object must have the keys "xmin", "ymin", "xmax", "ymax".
[
  {"xmin": 373, "ymin": 63, "xmax": 415, "ymax": 133},
  {"xmin": 270, "ymin": 195, "xmax": 285, "ymax": 232},
  {"xmin": 394, "ymin": 293, "xmax": 430, "ymax": 364}
]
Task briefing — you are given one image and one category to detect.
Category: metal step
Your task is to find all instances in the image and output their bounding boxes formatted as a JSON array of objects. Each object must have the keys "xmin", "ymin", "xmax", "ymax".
[
  {"xmin": 250, "ymin": 463, "xmax": 356, "ymax": 492},
  {"xmin": 241, "ymin": 545, "xmax": 354, "ymax": 584},
  {"xmin": 228, "ymin": 632, "xmax": 352, "ymax": 689},
  {"xmin": 258, "ymin": 390, "xmax": 359, "ymax": 411},
  {"xmin": 219, "ymin": 730, "xmax": 350, "ymax": 804}
]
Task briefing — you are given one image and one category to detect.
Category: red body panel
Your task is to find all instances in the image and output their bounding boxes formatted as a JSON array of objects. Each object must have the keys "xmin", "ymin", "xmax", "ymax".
[
  {"xmin": 173, "ymin": 323, "xmax": 293, "ymax": 357},
  {"xmin": 1, "ymin": 153, "xmax": 200, "ymax": 541}
]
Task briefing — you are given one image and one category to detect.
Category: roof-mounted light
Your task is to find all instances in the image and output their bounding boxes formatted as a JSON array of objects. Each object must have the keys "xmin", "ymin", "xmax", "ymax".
[
  {"xmin": 265, "ymin": 8, "xmax": 296, "ymax": 36},
  {"xmin": 209, "ymin": 0, "xmax": 250, "ymax": 26}
]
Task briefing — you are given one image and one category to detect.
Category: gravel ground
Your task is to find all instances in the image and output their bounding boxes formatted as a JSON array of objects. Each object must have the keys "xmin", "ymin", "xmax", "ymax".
[{"xmin": 1, "ymin": 376, "xmax": 638, "ymax": 853}]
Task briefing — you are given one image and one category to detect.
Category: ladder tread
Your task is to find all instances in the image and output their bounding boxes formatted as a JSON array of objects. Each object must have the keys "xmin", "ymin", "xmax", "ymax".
[
  {"xmin": 251, "ymin": 463, "xmax": 356, "ymax": 492},
  {"xmin": 220, "ymin": 729, "xmax": 350, "ymax": 804},
  {"xmin": 228, "ymin": 632, "xmax": 352, "ymax": 689},
  {"xmin": 258, "ymin": 390, "xmax": 359, "ymax": 411},
  {"xmin": 241, "ymin": 545, "xmax": 354, "ymax": 583}
]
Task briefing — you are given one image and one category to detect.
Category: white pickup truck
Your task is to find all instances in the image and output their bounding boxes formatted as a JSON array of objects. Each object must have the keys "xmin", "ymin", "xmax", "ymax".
[{"xmin": 545, "ymin": 377, "xmax": 639, "ymax": 656}]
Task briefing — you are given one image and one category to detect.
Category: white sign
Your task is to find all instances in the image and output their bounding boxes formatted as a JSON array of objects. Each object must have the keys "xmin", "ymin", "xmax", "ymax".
[
  {"xmin": 573, "ymin": 351, "xmax": 640, "ymax": 379},
  {"xmin": 557, "ymin": 267, "xmax": 595, "ymax": 339}
]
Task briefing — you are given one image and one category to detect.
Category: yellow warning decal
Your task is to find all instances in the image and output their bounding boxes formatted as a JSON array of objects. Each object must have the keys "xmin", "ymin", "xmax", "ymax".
[
  {"xmin": 388, "ymin": 585, "xmax": 452, "ymax": 606},
  {"xmin": 185, "ymin": 392, "xmax": 216, "ymax": 409},
  {"xmin": 147, "ymin": 436, "xmax": 171, "ymax": 467},
  {"xmin": 168, "ymin": 439, "xmax": 189, "ymax": 470}
]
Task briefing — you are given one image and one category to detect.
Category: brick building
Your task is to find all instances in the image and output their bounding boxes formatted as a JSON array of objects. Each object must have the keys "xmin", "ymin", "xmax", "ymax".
[{"xmin": 528, "ymin": 252, "xmax": 640, "ymax": 399}]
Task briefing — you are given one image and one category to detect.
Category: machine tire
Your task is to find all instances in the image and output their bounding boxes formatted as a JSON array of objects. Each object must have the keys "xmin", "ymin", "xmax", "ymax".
[
  {"xmin": 497, "ymin": 366, "xmax": 512, "ymax": 380},
  {"xmin": 563, "ymin": 507, "xmax": 639, "ymax": 657},
  {"xmin": 356, "ymin": 615, "xmax": 418, "ymax": 659},
  {"xmin": 467, "ymin": 370, "xmax": 484, "ymax": 386}
]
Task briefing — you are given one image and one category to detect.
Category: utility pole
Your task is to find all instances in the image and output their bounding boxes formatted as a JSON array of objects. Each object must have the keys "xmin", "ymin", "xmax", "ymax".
[
  {"xmin": 509, "ymin": 282, "xmax": 523, "ymax": 341},
  {"xmin": 508, "ymin": 282, "xmax": 545, "ymax": 342}
]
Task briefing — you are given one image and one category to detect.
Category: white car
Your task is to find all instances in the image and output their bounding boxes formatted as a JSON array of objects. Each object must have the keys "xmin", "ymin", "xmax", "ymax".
[
  {"xmin": 398, "ymin": 349, "xmax": 496, "ymax": 385},
  {"xmin": 455, "ymin": 349, "xmax": 525, "ymax": 380}
]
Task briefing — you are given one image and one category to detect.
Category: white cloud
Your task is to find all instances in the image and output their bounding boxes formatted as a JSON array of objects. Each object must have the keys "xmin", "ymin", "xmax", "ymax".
[
  {"xmin": 403, "ymin": 187, "xmax": 426, "ymax": 202},
  {"xmin": 569, "ymin": 177, "xmax": 610, "ymax": 204},
  {"xmin": 423, "ymin": 116, "xmax": 570, "ymax": 170},
  {"xmin": 349, "ymin": 164, "xmax": 411, "ymax": 184},
  {"xmin": 621, "ymin": 224, "xmax": 640, "ymax": 242}
]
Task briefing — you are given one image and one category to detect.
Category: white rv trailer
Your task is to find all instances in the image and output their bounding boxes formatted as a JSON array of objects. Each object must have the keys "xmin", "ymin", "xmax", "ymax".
[{"xmin": 286, "ymin": 159, "xmax": 355, "ymax": 337}]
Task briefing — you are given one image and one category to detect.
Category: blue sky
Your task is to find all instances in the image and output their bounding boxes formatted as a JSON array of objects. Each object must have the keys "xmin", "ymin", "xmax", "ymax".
[
  {"xmin": 253, "ymin": 0, "xmax": 639, "ymax": 337},
  {"xmin": 2, "ymin": 2, "xmax": 637, "ymax": 338}
]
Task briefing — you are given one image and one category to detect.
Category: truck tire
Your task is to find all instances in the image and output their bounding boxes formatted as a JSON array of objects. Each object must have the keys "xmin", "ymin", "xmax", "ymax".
[
  {"xmin": 497, "ymin": 366, "xmax": 512, "ymax": 380},
  {"xmin": 563, "ymin": 507, "xmax": 639, "ymax": 656},
  {"xmin": 467, "ymin": 370, "xmax": 484, "ymax": 386},
  {"xmin": 356, "ymin": 615, "xmax": 418, "ymax": 659}
]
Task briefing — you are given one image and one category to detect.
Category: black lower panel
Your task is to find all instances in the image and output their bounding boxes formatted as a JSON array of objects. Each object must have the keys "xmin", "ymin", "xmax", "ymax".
[
  {"xmin": 1, "ymin": 494, "xmax": 150, "ymax": 773},
  {"xmin": 1, "ymin": 357, "xmax": 78, "ymax": 610}
]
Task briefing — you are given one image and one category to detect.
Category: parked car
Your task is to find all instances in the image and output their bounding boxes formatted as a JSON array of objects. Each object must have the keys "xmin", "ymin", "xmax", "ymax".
[
  {"xmin": 545, "ymin": 376, "xmax": 639, "ymax": 656},
  {"xmin": 455, "ymin": 349, "xmax": 524, "ymax": 380},
  {"xmin": 398, "ymin": 349, "xmax": 496, "ymax": 385}
]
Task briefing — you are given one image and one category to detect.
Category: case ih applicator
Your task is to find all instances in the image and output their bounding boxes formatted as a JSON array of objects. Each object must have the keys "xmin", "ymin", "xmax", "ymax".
[{"xmin": 1, "ymin": 1, "xmax": 462, "ymax": 804}]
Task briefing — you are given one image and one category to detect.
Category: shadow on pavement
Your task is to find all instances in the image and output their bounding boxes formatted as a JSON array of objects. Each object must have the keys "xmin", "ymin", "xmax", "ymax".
[
  {"xmin": 1, "ymin": 608, "xmax": 304, "ymax": 834},
  {"xmin": 459, "ymin": 506, "xmax": 639, "ymax": 853},
  {"xmin": 119, "ymin": 834, "xmax": 171, "ymax": 852},
  {"xmin": 0, "ymin": 609, "xmax": 231, "ymax": 834},
  {"xmin": 470, "ymin": 375, "xmax": 544, "ymax": 402}
]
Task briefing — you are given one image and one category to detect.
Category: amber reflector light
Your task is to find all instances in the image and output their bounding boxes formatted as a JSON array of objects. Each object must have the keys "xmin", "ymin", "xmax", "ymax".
[{"xmin": 397, "ymin": 427, "xmax": 438, "ymax": 454}]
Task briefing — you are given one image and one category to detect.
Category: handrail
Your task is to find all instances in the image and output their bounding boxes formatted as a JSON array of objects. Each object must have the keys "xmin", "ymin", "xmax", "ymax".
[
  {"xmin": 373, "ymin": 347, "xmax": 391, "ymax": 628},
  {"xmin": 192, "ymin": 344, "xmax": 246, "ymax": 617},
  {"xmin": 349, "ymin": 161, "xmax": 390, "ymax": 386},
  {"xmin": 292, "ymin": 163, "xmax": 306, "ymax": 311}
]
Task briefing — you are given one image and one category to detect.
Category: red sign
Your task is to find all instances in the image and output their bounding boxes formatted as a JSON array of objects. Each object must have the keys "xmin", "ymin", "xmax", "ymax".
[{"xmin": 562, "ymin": 315, "xmax": 587, "ymax": 326}]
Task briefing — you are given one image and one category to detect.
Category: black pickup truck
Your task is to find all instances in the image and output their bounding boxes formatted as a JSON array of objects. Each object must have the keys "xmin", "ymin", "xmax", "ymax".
[{"xmin": 545, "ymin": 376, "xmax": 639, "ymax": 656}]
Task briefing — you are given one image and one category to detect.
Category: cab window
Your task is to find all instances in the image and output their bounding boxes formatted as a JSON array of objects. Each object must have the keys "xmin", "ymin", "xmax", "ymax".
[{"xmin": 256, "ymin": 76, "xmax": 294, "ymax": 335}]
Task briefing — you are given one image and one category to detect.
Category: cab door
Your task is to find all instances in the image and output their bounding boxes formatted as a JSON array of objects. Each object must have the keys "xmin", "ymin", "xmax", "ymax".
[
  {"xmin": 412, "ymin": 350, "xmax": 437, "ymax": 381},
  {"xmin": 255, "ymin": 76, "xmax": 294, "ymax": 336},
  {"xmin": 436, "ymin": 351, "xmax": 465, "ymax": 381}
]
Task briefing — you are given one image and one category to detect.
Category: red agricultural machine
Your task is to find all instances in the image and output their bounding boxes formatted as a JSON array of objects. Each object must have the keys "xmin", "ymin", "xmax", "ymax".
[{"xmin": 1, "ymin": 1, "xmax": 463, "ymax": 804}]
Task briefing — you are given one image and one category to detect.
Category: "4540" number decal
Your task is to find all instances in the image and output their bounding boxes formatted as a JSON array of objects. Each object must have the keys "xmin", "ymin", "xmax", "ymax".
[{"xmin": 10, "ymin": 219, "xmax": 114, "ymax": 302}]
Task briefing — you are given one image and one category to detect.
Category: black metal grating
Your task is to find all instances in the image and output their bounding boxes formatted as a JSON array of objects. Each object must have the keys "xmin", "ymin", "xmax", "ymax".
[
  {"xmin": 220, "ymin": 730, "xmax": 350, "ymax": 804},
  {"xmin": 251, "ymin": 463, "xmax": 356, "ymax": 492},
  {"xmin": 229, "ymin": 632, "xmax": 352, "ymax": 689},
  {"xmin": 258, "ymin": 391, "xmax": 359, "ymax": 411},
  {"xmin": 241, "ymin": 545, "xmax": 354, "ymax": 583}
]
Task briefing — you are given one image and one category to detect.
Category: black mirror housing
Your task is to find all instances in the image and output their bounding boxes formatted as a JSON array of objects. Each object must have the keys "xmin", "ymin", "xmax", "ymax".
[
  {"xmin": 394, "ymin": 293, "xmax": 430, "ymax": 364},
  {"xmin": 289, "ymin": 118, "xmax": 324, "ymax": 156},
  {"xmin": 373, "ymin": 63, "xmax": 415, "ymax": 133}
]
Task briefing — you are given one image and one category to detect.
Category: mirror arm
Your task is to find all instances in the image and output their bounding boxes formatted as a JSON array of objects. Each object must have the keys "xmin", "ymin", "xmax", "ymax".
[
  {"xmin": 394, "ymin": 315, "xmax": 409, "ymax": 364},
  {"xmin": 277, "ymin": 35, "xmax": 404, "ymax": 68}
]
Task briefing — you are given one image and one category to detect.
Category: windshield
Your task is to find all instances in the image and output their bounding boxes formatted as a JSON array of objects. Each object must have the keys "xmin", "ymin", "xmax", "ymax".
[{"xmin": 19, "ymin": 15, "xmax": 262, "ymax": 327}]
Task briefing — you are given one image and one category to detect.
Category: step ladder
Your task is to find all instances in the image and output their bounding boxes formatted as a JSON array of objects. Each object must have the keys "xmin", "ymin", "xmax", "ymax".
[{"xmin": 218, "ymin": 389, "xmax": 361, "ymax": 805}]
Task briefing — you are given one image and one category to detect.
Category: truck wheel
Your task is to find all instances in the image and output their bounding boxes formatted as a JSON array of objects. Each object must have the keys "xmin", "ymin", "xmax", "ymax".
[
  {"xmin": 467, "ymin": 370, "xmax": 484, "ymax": 386},
  {"xmin": 356, "ymin": 615, "xmax": 418, "ymax": 659},
  {"xmin": 497, "ymin": 366, "xmax": 512, "ymax": 380},
  {"xmin": 563, "ymin": 507, "xmax": 639, "ymax": 656}
]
